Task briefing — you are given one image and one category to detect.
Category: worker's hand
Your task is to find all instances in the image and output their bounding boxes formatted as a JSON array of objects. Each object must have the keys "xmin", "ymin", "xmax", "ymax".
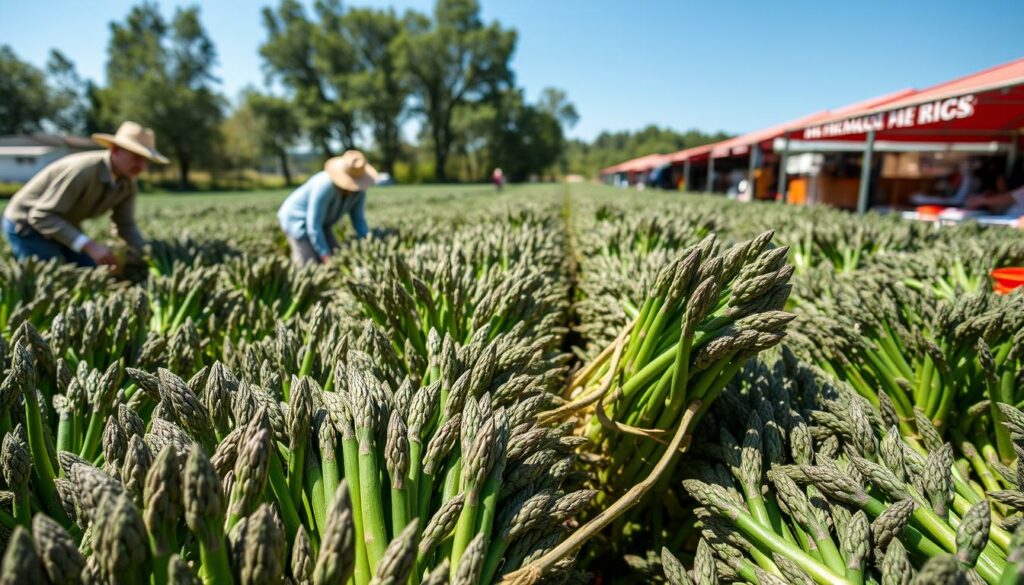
[
  {"xmin": 320, "ymin": 255, "xmax": 331, "ymax": 264},
  {"xmin": 83, "ymin": 241, "xmax": 118, "ymax": 266}
]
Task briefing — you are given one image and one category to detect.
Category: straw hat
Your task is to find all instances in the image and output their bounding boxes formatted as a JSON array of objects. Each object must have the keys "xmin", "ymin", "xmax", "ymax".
[
  {"xmin": 325, "ymin": 150, "xmax": 377, "ymax": 192},
  {"xmin": 92, "ymin": 121, "xmax": 169, "ymax": 164}
]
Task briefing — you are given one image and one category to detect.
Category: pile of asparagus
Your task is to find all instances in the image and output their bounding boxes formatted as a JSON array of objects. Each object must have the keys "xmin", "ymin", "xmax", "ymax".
[
  {"xmin": 789, "ymin": 275, "xmax": 1024, "ymax": 496},
  {"xmin": 662, "ymin": 354, "xmax": 1024, "ymax": 585}
]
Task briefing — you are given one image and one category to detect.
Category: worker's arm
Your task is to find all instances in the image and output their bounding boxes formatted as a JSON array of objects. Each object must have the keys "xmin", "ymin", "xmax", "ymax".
[
  {"xmin": 305, "ymin": 179, "xmax": 336, "ymax": 259},
  {"xmin": 111, "ymin": 193, "xmax": 146, "ymax": 252},
  {"xmin": 323, "ymin": 225, "xmax": 340, "ymax": 251},
  {"xmin": 348, "ymin": 191, "xmax": 369, "ymax": 239},
  {"xmin": 965, "ymin": 192, "xmax": 1014, "ymax": 211}
]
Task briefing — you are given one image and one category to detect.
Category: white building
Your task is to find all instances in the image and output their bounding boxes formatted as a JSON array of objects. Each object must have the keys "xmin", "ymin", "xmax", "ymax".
[{"xmin": 0, "ymin": 135, "xmax": 101, "ymax": 183}]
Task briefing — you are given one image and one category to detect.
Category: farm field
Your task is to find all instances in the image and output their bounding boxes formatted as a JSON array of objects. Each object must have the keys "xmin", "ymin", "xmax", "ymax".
[{"xmin": 2, "ymin": 183, "xmax": 1024, "ymax": 584}]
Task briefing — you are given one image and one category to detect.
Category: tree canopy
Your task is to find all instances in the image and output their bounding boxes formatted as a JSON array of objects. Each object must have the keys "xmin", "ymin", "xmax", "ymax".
[
  {"xmin": 1, "ymin": 0, "xmax": 735, "ymax": 186},
  {"xmin": 0, "ymin": 46, "xmax": 86, "ymax": 135},
  {"xmin": 565, "ymin": 125, "xmax": 733, "ymax": 177},
  {"xmin": 99, "ymin": 1, "xmax": 225, "ymax": 189}
]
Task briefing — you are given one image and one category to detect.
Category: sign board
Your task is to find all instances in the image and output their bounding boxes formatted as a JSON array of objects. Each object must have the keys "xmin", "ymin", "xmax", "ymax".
[{"xmin": 802, "ymin": 94, "xmax": 977, "ymax": 140}]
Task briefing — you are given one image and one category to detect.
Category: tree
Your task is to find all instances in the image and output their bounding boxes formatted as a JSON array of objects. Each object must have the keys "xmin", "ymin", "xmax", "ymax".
[
  {"xmin": 449, "ymin": 99, "xmax": 497, "ymax": 181},
  {"xmin": 537, "ymin": 87, "xmax": 579, "ymax": 131},
  {"xmin": 489, "ymin": 89, "xmax": 563, "ymax": 182},
  {"xmin": 536, "ymin": 87, "xmax": 578, "ymax": 175},
  {"xmin": 0, "ymin": 45, "xmax": 52, "ymax": 134},
  {"xmin": 82, "ymin": 81, "xmax": 106, "ymax": 135},
  {"xmin": 245, "ymin": 90, "xmax": 302, "ymax": 185},
  {"xmin": 310, "ymin": 0, "xmax": 360, "ymax": 150},
  {"xmin": 220, "ymin": 95, "xmax": 263, "ymax": 186},
  {"xmin": 400, "ymin": 0, "xmax": 516, "ymax": 182},
  {"xmin": 102, "ymin": 2, "xmax": 225, "ymax": 189},
  {"xmin": 344, "ymin": 7, "xmax": 409, "ymax": 174},
  {"xmin": 565, "ymin": 125, "xmax": 733, "ymax": 177},
  {"xmin": 46, "ymin": 50, "xmax": 90, "ymax": 135},
  {"xmin": 260, "ymin": 0, "xmax": 357, "ymax": 157}
]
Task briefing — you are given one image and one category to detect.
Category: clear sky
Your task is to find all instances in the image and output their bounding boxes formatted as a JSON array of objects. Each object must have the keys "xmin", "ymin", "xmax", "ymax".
[{"xmin": 2, "ymin": 0, "xmax": 1022, "ymax": 141}]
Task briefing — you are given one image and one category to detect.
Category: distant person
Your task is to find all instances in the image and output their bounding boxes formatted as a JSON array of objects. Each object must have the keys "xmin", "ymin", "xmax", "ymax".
[
  {"xmin": 2, "ymin": 121, "xmax": 168, "ymax": 267},
  {"xmin": 910, "ymin": 161, "xmax": 979, "ymax": 207},
  {"xmin": 277, "ymin": 149, "xmax": 376, "ymax": 265},
  {"xmin": 492, "ymin": 167, "xmax": 505, "ymax": 192},
  {"xmin": 964, "ymin": 180, "xmax": 1024, "ymax": 217}
]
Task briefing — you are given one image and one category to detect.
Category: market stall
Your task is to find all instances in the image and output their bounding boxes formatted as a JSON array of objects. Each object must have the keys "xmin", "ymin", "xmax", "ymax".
[{"xmin": 783, "ymin": 57, "xmax": 1024, "ymax": 212}]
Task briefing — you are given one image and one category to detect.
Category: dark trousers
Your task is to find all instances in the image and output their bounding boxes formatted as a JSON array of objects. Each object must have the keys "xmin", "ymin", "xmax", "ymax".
[{"xmin": 2, "ymin": 216, "xmax": 96, "ymax": 267}]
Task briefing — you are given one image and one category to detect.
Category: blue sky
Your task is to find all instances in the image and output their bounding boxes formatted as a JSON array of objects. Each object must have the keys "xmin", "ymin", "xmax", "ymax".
[{"xmin": 2, "ymin": 0, "xmax": 1022, "ymax": 141}]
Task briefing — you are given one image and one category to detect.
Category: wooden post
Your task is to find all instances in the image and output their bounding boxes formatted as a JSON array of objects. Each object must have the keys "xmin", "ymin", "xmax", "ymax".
[
  {"xmin": 683, "ymin": 159, "xmax": 691, "ymax": 193},
  {"xmin": 1008, "ymin": 133, "xmax": 1019, "ymax": 178},
  {"xmin": 778, "ymin": 133, "xmax": 791, "ymax": 204},
  {"xmin": 707, "ymin": 156, "xmax": 716, "ymax": 194},
  {"xmin": 746, "ymin": 145, "xmax": 759, "ymax": 201},
  {"xmin": 857, "ymin": 129, "xmax": 876, "ymax": 214}
]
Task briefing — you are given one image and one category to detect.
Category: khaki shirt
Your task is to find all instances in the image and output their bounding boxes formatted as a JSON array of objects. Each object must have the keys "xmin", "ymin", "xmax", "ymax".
[{"xmin": 3, "ymin": 150, "xmax": 145, "ymax": 251}]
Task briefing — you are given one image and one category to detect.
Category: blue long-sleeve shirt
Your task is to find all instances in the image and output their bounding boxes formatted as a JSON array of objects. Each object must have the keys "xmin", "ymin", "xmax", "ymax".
[{"xmin": 277, "ymin": 171, "xmax": 369, "ymax": 257}]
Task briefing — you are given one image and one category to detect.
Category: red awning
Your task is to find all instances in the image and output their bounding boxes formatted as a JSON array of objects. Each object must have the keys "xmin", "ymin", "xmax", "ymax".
[
  {"xmin": 794, "ymin": 57, "xmax": 1024, "ymax": 142},
  {"xmin": 707, "ymin": 111, "xmax": 832, "ymax": 158},
  {"xmin": 602, "ymin": 57, "xmax": 1024, "ymax": 174},
  {"xmin": 667, "ymin": 144, "xmax": 714, "ymax": 164},
  {"xmin": 665, "ymin": 90, "xmax": 920, "ymax": 163},
  {"xmin": 663, "ymin": 92, "xmax": 921, "ymax": 164},
  {"xmin": 600, "ymin": 153, "xmax": 671, "ymax": 175}
]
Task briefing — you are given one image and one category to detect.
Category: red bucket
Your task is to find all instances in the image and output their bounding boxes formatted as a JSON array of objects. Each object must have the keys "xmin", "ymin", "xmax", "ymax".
[
  {"xmin": 916, "ymin": 205, "xmax": 946, "ymax": 219},
  {"xmin": 992, "ymin": 267, "xmax": 1024, "ymax": 294}
]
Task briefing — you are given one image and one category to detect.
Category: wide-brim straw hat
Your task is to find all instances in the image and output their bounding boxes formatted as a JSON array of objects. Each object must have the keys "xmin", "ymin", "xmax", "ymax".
[
  {"xmin": 92, "ymin": 121, "xmax": 169, "ymax": 164},
  {"xmin": 325, "ymin": 150, "xmax": 377, "ymax": 192}
]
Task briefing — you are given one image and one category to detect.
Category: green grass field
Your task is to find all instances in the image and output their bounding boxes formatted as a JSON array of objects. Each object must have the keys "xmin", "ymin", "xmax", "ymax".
[
  {"xmin": 0, "ymin": 183, "xmax": 519, "ymax": 235},
  {"xmin": 4, "ymin": 182, "xmax": 1024, "ymax": 584}
]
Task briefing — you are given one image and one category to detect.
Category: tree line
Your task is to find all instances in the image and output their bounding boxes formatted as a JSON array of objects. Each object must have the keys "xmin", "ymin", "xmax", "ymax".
[
  {"xmin": 1, "ymin": 0, "xmax": 729, "ymax": 188},
  {"xmin": 564, "ymin": 125, "xmax": 734, "ymax": 177}
]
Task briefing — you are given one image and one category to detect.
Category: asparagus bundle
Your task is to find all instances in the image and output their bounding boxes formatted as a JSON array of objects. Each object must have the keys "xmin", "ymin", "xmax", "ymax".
[
  {"xmin": 572, "ymin": 230, "xmax": 794, "ymax": 500},
  {"xmin": 0, "ymin": 321, "xmax": 586, "ymax": 585},
  {"xmin": 145, "ymin": 266, "xmax": 227, "ymax": 336},
  {"xmin": 789, "ymin": 278, "xmax": 1024, "ymax": 488},
  {"xmin": 784, "ymin": 213, "xmax": 926, "ymax": 275},
  {"xmin": 143, "ymin": 236, "xmax": 240, "ymax": 278},
  {"xmin": 866, "ymin": 233, "xmax": 1024, "ymax": 300},
  {"xmin": 347, "ymin": 217, "xmax": 569, "ymax": 355},
  {"xmin": 220, "ymin": 254, "xmax": 332, "ymax": 322},
  {"xmin": 675, "ymin": 355, "xmax": 1024, "ymax": 585},
  {"xmin": 0, "ymin": 255, "xmax": 112, "ymax": 337}
]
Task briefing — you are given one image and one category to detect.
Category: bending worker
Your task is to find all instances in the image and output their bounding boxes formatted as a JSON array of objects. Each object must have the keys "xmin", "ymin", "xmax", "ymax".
[
  {"xmin": 2, "ymin": 121, "xmax": 168, "ymax": 267},
  {"xmin": 277, "ymin": 149, "xmax": 376, "ymax": 264}
]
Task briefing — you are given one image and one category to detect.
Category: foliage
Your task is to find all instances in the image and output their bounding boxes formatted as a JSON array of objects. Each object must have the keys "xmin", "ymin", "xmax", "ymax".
[
  {"xmin": 98, "ymin": 2, "xmax": 226, "ymax": 190},
  {"xmin": 344, "ymin": 6, "xmax": 409, "ymax": 175},
  {"xmin": 259, "ymin": 0, "xmax": 355, "ymax": 157},
  {"xmin": 4, "ymin": 0, "xmax": 744, "ymax": 190},
  {"xmin": 245, "ymin": 90, "xmax": 303, "ymax": 186},
  {"xmin": 566, "ymin": 125, "xmax": 734, "ymax": 178},
  {"xmin": 0, "ymin": 46, "xmax": 62, "ymax": 135},
  {"xmin": 399, "ymin": 0, "xmax": 517, "ymax": 182},
  {"xmin": 43, "ymin": 50, "xmax": 90, "ymax": 135}
]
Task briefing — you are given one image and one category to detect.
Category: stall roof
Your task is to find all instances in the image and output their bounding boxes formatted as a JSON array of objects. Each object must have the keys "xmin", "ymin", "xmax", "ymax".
[
  {"xmin": 600, "ymin": 57, "xmax": 1024, "ymax": 173},
  {"xmin": 708, "ymin": 111, "xmax": 831, "ymax": 158},
  {"xmin": 666, "ymin": 90, "xmax": 919, "ymax": 163},
  {"xmin": 794, "ymin": 57, "xmax": 1024, "ymax": 142},
  {"xmin": 666, "ymin": 143, "xmax": 714, "ymax": 164},
  {"xmin": 601, "ymin": 153, "xmax": 670, "ymax": 175}
]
